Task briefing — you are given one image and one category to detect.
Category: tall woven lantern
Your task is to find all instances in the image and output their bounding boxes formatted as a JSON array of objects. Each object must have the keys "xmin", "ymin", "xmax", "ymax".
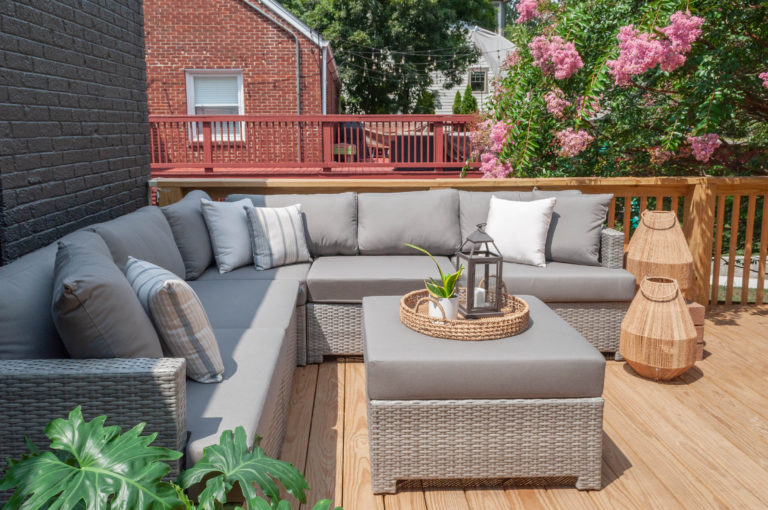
[
  {"xmin": 626, "ymin": 210, "xmax": 693, "ymax": 290},
  {"xmin": 620, "ymin": 277, "xmax": 697, "ymax": 380}
]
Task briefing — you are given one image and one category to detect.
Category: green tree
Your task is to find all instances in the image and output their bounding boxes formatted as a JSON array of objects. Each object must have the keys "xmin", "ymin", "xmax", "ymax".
[
  {"xmin": 485, "ymin": 0, "xmax": 768, "ymax": 177},
  {"xmin": 452, "ymin": 90, "xmax": 463, "ymax": 114},
  {"xmin": 282, "ymin": 0, "xmax": 497, "ymax": 113},
  {"xmin": 461, "ymin": 83, "xmax": 479, "ymax": 113}
]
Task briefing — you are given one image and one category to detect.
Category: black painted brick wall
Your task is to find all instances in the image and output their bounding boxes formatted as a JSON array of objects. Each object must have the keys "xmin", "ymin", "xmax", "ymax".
[{"xmin": 0, "ymin": 0, "xmax": 150, "ymax": 263}]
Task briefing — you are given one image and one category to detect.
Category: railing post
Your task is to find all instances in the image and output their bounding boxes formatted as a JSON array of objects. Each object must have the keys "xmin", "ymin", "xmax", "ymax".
[
  {"xmin": 203, "ymin": 121, "xmax": 213, "ymax": 173},
  {"xmin": 322, "ymin": 121, "xmax": 333, "ymax": 172},
  {"xmin": 683, "ymin": 177, "xmax": 716, "ymax": 307},
  {"xmin": 433, "ymin": 121, "xmax": 444, "ymax": 172}
]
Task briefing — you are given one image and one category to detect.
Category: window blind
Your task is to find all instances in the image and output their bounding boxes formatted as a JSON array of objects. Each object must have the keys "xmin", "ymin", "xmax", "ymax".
[{"xmin": 193, "ymin": 76, "xmax": 239, "ymax": 106}]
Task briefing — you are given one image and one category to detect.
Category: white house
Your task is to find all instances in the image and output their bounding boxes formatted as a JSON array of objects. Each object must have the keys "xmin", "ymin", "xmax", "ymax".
[{"xmin": 431, "ymin": 26, "xmax": 515, "ymax": 114}]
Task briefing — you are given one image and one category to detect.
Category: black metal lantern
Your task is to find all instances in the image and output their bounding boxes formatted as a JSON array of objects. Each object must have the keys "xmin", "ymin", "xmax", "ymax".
[{"xmin": 456, "ymin": 223, "xmax": 505, "ymax": 318}]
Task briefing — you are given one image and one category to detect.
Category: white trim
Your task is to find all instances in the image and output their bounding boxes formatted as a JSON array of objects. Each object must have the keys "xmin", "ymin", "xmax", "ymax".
[
  {"xmin": 184, "ymin": 70, "xmax": 244, "ymax": 141},
  {"xmin": 468, "ymin": 68, "xmax": 489, "ymax": 94}
]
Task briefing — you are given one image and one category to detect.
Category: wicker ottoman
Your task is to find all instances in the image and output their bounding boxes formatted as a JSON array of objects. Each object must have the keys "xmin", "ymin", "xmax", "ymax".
[{"xmin": 362, "ymin": 295, "xmax": 605, "ymax": 494}]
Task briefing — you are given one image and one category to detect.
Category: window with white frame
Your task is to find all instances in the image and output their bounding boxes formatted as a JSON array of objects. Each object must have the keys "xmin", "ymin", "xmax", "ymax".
[
  {"xmin": 185, "ymin": 71, "xmax": 244, "ymax": 139},
  {"xmin": 469, "ymin": 69, "xmax": 488, "ymax": 93}
]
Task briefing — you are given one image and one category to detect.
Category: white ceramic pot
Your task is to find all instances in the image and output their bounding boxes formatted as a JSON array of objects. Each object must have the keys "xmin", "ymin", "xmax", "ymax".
[{"xmin": 428, "ymin": 296, "xmax": 459, "ymax": 320}]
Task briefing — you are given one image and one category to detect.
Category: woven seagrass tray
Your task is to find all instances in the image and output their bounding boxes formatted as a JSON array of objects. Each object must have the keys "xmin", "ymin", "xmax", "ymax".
[{"xmin": 399, "ymin": 288, "xmax": 530, "ymax": 341}]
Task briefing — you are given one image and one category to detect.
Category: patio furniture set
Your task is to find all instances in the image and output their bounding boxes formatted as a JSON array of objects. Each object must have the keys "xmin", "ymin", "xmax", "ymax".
[{"xmin": 0, "ymin": 187, "xmax": 637, "ymax": 496}]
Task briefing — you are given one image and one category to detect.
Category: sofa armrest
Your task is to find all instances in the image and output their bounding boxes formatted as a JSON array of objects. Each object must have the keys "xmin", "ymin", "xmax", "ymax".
[
  {"xmin": 0, "ymin": 358, "xmax": 186, "ymax": 476},
  {"xmin": 600, "ymin": 228, "xmax": 625, "ymax": 269}
]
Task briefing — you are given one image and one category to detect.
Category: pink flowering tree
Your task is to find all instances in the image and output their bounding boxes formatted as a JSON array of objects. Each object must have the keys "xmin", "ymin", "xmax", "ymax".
[{"xmin": 481, "ymin": 0, "xmax": 768, "ymax": 177}]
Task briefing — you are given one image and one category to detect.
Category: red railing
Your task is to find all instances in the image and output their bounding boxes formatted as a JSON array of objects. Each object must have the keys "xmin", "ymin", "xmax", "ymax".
[{"xmin": 149, "ymin": 115, "xmax": 480, "ymax": 176}]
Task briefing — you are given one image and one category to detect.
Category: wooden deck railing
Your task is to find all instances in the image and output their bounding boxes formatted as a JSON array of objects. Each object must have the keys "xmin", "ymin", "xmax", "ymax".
[
  {"xmin": 149, "ymin": 176, "xmax": 768, "ymax": 308},
  {"xmin": 149, "ymin": 115, "xmax": 479, "ymax": 175}
]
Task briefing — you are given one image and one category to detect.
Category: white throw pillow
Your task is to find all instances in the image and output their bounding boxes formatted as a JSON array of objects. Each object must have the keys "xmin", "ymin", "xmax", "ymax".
[
  {"xmin": 485, "ymin": 195, "xmax": 557, "ymax": 267},
  {"xmin": 200, "ymin": 198, "xmax": 252, "ymax": 273},
  {"xmin": 244, "ymin": 204, "xmax": 312, "ymax": 270}
]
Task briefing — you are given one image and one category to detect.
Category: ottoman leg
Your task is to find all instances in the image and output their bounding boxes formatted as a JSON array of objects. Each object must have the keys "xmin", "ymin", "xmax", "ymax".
[
  {"xmin": 371, "ymin": 472, "xmax": 397, "ymax": 494},
  {"xmin": 576, "ymin": 473, "xmax": 602, "ymax": 490}
]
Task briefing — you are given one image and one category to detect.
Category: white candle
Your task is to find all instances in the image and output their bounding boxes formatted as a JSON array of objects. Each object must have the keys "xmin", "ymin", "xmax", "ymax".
[{"xmin": 474, "ymin": 287, "xmax": 486, "ymax": 307}]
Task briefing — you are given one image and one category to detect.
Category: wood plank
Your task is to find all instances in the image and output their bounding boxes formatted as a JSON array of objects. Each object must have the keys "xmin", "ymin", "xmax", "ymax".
[
  {"xmin": 710, "ymin": 195, "xmax": 726, "ymax": 305},
  {"xmin": 504, "ymin": 488, "xmax": 559, "ymax": 510},
  {"xmin": 757, "ymin": 197, "xmax": 768, "ymax": 304},
  {"xmin": 605, "ymin": 364, "xmax": 768, "ymax": 508},
  {"xmin": 607, "ymin": 196, "xmax": 616, "ymax": 230},
  {"xmin": 302, "ymin": 362, "xmax": 345, "ymax": 510},
  {"xmin": 384, "ymin": 485, "xmax": 428, "ymax": 510},
  {"xmin": 466, "ymin": 488, "xmax": 519, "ymax": 510},
  {"xmin": 725, "ymin": 195, "xmax": 741, "ymax": 304},
  {"xmin": 342, "ymin": 362, "xmax": 385, "ymax": 510},
  {"xmin": 683, "ymin": 178, "xmax": 716, "ymax": 306},
  {"xmin": 279, "ymin": 365, "xmax": 318, "ymax": 506},
  {"xmin": 741, "ymin": 195, "xmax": 757, "ymax": 303},
  {"xmin": 423, "ymin": 487, "xmax": 471, "ymax": 510},
  {"xmin": 623, "ymin": 197, "xmax": 631, "ymax": 245}
]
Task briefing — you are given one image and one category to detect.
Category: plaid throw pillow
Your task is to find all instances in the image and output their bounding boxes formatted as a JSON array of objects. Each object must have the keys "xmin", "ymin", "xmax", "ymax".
[
  {"xmin": 244, "ymin": 204, "xmax": 312, "ymax": 270},
  {"xmin": 124, "ymin": 257, "xmax": 224, "ymax": 383}
]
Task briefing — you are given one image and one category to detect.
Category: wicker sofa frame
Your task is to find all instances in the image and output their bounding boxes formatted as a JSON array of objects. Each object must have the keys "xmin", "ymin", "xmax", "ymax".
[
  {"xmin": 367, "ymin": 397, "xmax": 604, "ymax": 493},
  {"xmin": 307, "ymin": 228, "xmax": 628, "ymax": 363}
]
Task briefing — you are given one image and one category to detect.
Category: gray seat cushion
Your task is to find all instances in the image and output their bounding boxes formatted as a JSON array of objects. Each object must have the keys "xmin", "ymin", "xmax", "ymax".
[
  {"xmin": 0, "ymin": 243, "xmax": 68, "ymax": 359},
  {"xmin": 162, "ymin": 190, "xmax": 214, "ymax": 280},
  {"xmin": 532, "ymin": 191, "xmax": 612, "ymax": 266},
  {"xmin": 306, "ymin": 255, "xmax": 455, "ymax": 303},
  {"xmin": 89, "ymin": 206, "xmax": 186, "ymax": 278},
  {"xmin": 502, "ymin": 261, "xmax": 636, "ymax": 302},
  {"xmin": 228, "ymin": 192, "xmax": 358, "ymax": 256},
  {"xmin": 186, "ymin": 327, "xmax": 291, "ymax": 466},
  {"xmin": 196, "ymin": 263, "xmax": 311, "ymax": 305},
  {"xmin": 188, "ymin": 279, "xmax": 299, "ymax": 331},
  {"xmin": 458, "ymin": 190, "xmax": 536, "ymax": 242},
  {"xmin": 363, "ymin": 295, "xmax": 605, "ymax": 400},
  {"xmin": 358, "ymin": 190, "xmax": 461, "ymax": 255},
  {"xmin": 52, "ymin": 231, "xmax": 163, "ymax": 359}
]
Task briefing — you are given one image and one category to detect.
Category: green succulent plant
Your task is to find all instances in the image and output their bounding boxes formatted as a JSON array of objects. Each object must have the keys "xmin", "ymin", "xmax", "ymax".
[
  {"xmin": 0, "ymin": 406, "xmax": 341, "ymax": 510},
  {"xmin": 406, "ymin": 243, "xmax": 464, "ymax": 299}
]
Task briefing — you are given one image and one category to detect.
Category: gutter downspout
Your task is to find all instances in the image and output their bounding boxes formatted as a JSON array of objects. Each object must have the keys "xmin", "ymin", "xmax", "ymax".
[
  {"xmin": 241, "ymin": 0, "xmax": 302, "ymax": 159},
  {"xmin": 322, "ymin": 45, "xmax": 327, "ymax": 115}
]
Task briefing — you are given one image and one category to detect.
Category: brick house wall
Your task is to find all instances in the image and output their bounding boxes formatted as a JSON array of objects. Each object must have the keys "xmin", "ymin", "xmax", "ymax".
[
  {"xmin": 0, "ymin": 0, "xmax": 151, "ymax": 264},
  {"xmin": 144, "ymin": 0, "xmax": 340, "ymax": 117}
]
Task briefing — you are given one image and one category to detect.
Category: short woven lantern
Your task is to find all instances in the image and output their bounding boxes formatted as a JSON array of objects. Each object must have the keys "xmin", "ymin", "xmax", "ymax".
[
  {"xmin": 626, "ymin": 210, "xmax": 693, "ymax": 291},
  {"xmin": 620, "ymin": 277, "xmax": 697, "ymax": 380}
]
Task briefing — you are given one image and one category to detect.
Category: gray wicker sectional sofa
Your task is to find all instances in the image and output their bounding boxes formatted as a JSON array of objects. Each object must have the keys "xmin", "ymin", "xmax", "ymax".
[{"xmin": 0, "ymin": 187, "xmax": 635, "ymax": 489}]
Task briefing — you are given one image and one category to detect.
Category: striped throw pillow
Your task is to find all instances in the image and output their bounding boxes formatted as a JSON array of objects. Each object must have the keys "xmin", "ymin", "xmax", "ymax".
[
  {"xmin": 244, "ymin": 204, "xmax": 312, "ymax": 270},
  {"xmin": 124, "ymin": 257, "xmax": 224, "ymax": 383}
]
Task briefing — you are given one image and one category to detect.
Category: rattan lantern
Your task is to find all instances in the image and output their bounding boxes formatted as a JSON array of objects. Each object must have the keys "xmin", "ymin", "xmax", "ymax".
[
  {"xmin": 626, "ymin": 210, "xmax": 693, "ymax": 290},
  {"xmin": 456, "ymin": 223, "xmax": 505, "ymax": 318}
]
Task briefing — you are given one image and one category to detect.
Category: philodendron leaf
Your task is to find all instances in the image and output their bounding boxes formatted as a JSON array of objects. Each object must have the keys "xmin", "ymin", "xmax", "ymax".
[
  {"xmin": 0, "ymin": 406, "xmax": 183, "ymax": 510},
  {"xmin": 425, "ymin": 278, "xmax": 448, "ymax": 298},
  {"xmin": 178, "ymin": 427, "xmax": 310, "ymax": 510}
]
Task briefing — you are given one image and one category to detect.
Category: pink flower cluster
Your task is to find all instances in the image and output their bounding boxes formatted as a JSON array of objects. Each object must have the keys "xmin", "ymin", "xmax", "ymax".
[
  {"xmin": 544, "ymin": 88, "xmax": 571, "ymax": 119},
  {"xmin": 687, "ymin": 133, "xmax": 721, "ymax": 162},
  {"xmin": 607, "ymin": 11, "xmax": 704, "ymax": 86},
  {"xmin": 529, "ymin": 36, "xmax": 584, "ymax": 80},
  {"xmin": 489, "ymin": 121, "xmax": 509, "ymax": 153},
  {"xmin": 760, "ymin": 71, "xmax": 768, "ymax": 89},
  {"xmin": 649, "ymin": 147, "xmax": 673, "ymax": 165},
  {"xmin": 515, "ymin": 0, "xmax": 540, "ymax": 24},
  {"xmin": 555, "ymin": 128, "xmax": 594, "ymax": 157},
  {"xmin": 502, "ymin": 49, "xmax": 521, "ymax": 69},
  {"xmin": 480, "ymin": 152, "xmax": 513, "ymax": 178}
]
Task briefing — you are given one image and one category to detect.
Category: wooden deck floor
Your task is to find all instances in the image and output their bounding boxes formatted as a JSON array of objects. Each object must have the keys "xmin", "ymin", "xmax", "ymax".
[{"xmin": 279, "ymin": 306, "xmax": 768, "ymax": 510}]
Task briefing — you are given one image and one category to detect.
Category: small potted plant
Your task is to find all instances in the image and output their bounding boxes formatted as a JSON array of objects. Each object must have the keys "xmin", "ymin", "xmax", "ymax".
[{"xmin": 406, "ymin": 243, "xmax": 464, "ymax": 320}]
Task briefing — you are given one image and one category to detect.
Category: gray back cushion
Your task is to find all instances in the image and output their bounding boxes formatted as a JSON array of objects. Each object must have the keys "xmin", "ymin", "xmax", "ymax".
[
  {"xmin": 458, "ymin": 191, "xmax": 535, "ymax": 242},
  {"xmin": 227, "ymin": 192, "xmax": 358, "ymax": 256},
  {"xmin": 52, "ymin": 231, "xmax": 163, "ymax": 359},
  {"xmin": 531, "ymin": 187, "xmax": 583, "ymax": 197},
  {"xmin": 89, "ymin": 206, "xmax": 186, "ymax": 278},
  {"xmin": 162, "ymin": 190, "xmax": 214, "ymax": 280},
  {"xmin": 358, "ymin": 189, "xmax": 461, "ymax": 255},
  {"xmin": 532, "ymin": 191, "xmax": 612, "ymax": 266},
  {"xmin": 0, "ymin": 243, "xmax": 68, "ymax": 359}
]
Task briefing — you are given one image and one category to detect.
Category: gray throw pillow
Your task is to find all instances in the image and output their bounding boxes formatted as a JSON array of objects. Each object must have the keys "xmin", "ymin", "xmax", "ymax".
[
  {"xmin": 532, "ymin": 191, "xmax": 613, "ymax": 266},
  {"xmin": 51, "ymin": 231, "xmax": 163, "ymax": 359},
  {"xmin": 244, "ymin": 204, "xmax": 312, "ymax": 270},
  {"xmin": 125, "ymin": 258, "xmax": 224, "ymax": 383},
  {"xmin": 89, "ymin": 206, "xmax": 186, "ymax": 278},
  {"xmin": 201, "ymin": 198, "xmax": 253, "ymax": 273},
  {"xmin": 162, "ymin": 190, "xmax": 214, "ymax": 280}
]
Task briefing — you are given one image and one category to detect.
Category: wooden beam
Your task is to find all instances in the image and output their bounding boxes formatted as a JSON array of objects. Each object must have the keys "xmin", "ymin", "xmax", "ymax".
[{"xmin": 683, "ymin": 178, "xmax": 716, "ymax": 307}]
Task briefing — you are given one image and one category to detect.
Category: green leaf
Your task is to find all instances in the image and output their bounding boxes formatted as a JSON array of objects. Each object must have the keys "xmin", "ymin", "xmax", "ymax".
[
  {"xmin": 311, "ymin": 500, "xmax": 343, "ymax": 510},
  {"xmin": 443, "ymin": 266, "xmax": 463, "ymax": 297},
  {"xmin": 0, "ymin": 406, "xmax": 183, "ymax": 510},
  {"xmin": 425, "ymin": 279, "xmax": 448, "ymax": 298},
  {"xmin": 178, "ymin": 427, "xmax": 310, "ymax": 510},
  {"xmin": 405, "ymin": 243, "xmax": 445, "ymax": 282}
]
